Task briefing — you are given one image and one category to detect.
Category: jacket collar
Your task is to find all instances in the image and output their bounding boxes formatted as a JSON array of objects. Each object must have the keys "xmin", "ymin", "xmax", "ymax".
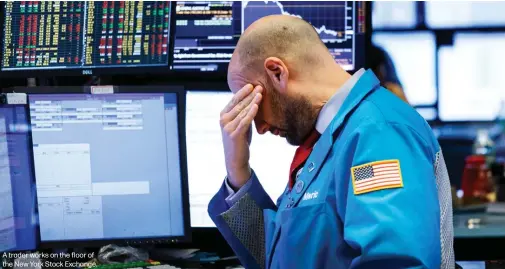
[
  {"xmin": 327, "ymin": 69, "xmax": 381, "ymax": 137},
  {"xmin": 315, "ymin": 68, "xmax": 366, "ymax": 133}
]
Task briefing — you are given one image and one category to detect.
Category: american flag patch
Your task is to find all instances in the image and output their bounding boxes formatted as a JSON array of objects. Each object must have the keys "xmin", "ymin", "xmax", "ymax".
[{"xmin": 351, "ymin": 160, "xmax": 403, "ymax": 195}]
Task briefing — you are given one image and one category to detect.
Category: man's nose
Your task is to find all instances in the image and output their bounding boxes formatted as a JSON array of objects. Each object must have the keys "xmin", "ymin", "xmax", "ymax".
[{"xmin": 254, "ymin": 119, "xmax": 269, "ymax": 135}]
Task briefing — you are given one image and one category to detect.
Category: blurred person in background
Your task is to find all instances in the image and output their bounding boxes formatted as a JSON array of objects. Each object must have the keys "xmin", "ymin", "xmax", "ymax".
[{"xmin": 369, "ymin": 44, "xmax": 410, "ymax": 104}]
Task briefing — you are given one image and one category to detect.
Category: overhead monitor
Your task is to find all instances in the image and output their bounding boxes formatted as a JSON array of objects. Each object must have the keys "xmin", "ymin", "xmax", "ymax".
[
  {"xmin": 438, "ymin": 33, "xmax": 505, "ymax": 122},
  {"xmin": 372, "ymin": 1, "xmax": 417, "ymax": 29},
  {"xmin": 0, "ymin": 104, "xmax": 38, "ymax": 252},
  {"xmin": 1, "ymin": 1, "xmax": 174, "ymax": 77},
  {"xmin": 372, "ymin": 31, "xmax": 437, "ymax": 106},
  {"xmin": 28, "ymin": 90, "xmax": 189, "ymax": 246},
  {"xmin": 426, "ymin": 1, "xmax": 505, "ymax": 28},
  {"xmin": 172, "ymin": 1, "xmax": 368, "ymax": 72},
  {"xmin": 186, "ymin": 90, "xmax": 296, "ymax": 227}
]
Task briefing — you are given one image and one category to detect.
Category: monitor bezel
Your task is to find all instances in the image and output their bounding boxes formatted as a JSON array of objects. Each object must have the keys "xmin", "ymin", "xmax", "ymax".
[
  {"xmin": 0, "ymin": 1, "xmax": 177, "ymax": 78},
  {"xmin": 171, "ymin": 1, "xmax": 372, "ymax": 81},
  {"xmin": 16, "ymin": 85, "xmax": 191, "ymax": 248}
]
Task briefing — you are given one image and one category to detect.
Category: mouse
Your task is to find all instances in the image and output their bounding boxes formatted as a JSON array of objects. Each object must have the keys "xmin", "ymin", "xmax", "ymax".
[{"xmin": 98, "ymin": 245, "xmax": 143, "ymax": 264}]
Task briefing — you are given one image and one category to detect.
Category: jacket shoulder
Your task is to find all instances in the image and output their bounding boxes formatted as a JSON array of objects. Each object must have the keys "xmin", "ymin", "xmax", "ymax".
[{"xmin": 347, "ymin": 87, "xmax": 440, "ymax": 151}]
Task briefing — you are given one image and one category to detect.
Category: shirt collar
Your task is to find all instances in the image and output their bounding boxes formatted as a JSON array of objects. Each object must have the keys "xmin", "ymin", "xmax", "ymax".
[{"xmin": 315, "ymin": 68, "xmax": 366, "ymax": 134}]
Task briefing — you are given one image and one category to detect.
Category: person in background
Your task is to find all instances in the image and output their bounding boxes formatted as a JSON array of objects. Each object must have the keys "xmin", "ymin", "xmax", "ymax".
[
  {"xmin": 369, "ymin": 44, "xmax": 410, "ymax": 104},
  {"xmin": 209, "ymin": 15, "xmax": 454, "ymax": 268}
]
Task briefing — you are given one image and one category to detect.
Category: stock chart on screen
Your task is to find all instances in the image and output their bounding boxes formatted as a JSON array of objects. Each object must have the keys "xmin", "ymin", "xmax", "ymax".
[
  {"xmin": 1, "ymin": 1, "xmax": 172, "ymax": 73},
  {"xmin": 172, "ymin": 1, "xmax": 366, "ymax": 72}
]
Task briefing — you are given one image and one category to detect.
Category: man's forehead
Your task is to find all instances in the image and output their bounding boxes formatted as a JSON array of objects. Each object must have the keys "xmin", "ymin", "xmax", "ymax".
[
  {"xmin": 227, "ymin": 69, "xmax": 249, "ymax": 93},
  {"xmin": 227, "ymin": 53, "xmax": 242, "ymax": 92}
]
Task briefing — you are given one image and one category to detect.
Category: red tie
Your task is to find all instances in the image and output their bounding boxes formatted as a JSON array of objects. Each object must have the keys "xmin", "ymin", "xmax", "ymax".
[{"xmin": 289, "ymin": 129, "xmax": 321, "ymax": 189}]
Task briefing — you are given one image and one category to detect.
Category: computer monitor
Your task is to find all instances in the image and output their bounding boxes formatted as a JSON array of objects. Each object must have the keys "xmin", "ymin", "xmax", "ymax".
[
  {"xmin": 425, "ymin": 1, "xmax": 505, "ymax": 28},
  {"xmin": 0, "ymin": 104, "xmax": 38, "ymax": 252},
  {"xmin": 1, "ymin": 1, "xmax": 175, "ymax": 77},
  {"xmin": 372, "ymin": 31, "xmax": 437, "ymax": 107},
  {"xmin": 172, "ymin": 1, "xmax": 368, "ymax": 73},
  {"xmin": 186, "ymin": 90, "xmax": 296, "ymax": 227},
  {"xmin": 416, "ymin": 107, "xmax": 437, "ymax": 122},
  {"xmin": 27, "ymin": 88, "xmax": 190, "ymax": 246},
  {"xmin": 372, "ymin": 1, "xmax": 417, "ymax": 29},
  {"xmin": 438, "ymin": 33, "xmax": 505, "ymax": 122}
]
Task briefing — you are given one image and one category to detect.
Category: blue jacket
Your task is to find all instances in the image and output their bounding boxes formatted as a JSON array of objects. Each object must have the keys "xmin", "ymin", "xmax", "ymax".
[{"xmin": 208, "ymin": 70, "xmax": 454, "ymax": 269}]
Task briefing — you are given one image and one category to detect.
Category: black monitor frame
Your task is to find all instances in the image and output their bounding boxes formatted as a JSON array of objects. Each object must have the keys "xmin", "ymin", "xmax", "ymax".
[
  {"xmin": 0, "ymin": 1, "xmax": 177, "ymax": 78},
  {"xmin": 171, "ymin": 1, "xmax": 373, "ymax": 82},
  {"xmin": 10, "ymin": 85, "xmax": 190, "ymax": 248}
]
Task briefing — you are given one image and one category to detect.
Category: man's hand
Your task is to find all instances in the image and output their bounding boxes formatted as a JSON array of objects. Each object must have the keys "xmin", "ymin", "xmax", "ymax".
[{"xmin": 220, "ymin": 84, "xmax": 263, "ymax": 190}]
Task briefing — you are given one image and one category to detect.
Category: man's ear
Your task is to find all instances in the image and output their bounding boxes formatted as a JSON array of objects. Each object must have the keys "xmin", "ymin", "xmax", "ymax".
[{"xmin": 264, "ymin": 57, "xmax": 289, "ymax": 94}]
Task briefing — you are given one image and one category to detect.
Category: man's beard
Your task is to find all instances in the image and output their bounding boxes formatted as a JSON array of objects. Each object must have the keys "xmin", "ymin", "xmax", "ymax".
[{"xmin": 270, "ymin": 90, "xmax": 317, "ymax": 146}]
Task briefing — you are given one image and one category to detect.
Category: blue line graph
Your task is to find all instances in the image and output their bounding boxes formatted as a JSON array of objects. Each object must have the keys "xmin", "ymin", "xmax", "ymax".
[{"xmin": 241, "ymin": 1, "xmax": 352, "ymax": 42}]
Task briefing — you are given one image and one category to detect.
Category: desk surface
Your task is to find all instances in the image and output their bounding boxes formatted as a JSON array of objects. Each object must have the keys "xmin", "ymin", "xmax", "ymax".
[{"xmin": 454, "ymin": 213, "xmax": 505, "ymax": 238}]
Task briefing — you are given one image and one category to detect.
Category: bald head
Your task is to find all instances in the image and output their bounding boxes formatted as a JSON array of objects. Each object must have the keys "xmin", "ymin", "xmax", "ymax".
[
  {"xmin": 226, "ymin": 15, "xmax": 350, "ymax": 145},
  {"xmin": 229, "ymin": 15, "xmax": 330, "ymax": 78}
]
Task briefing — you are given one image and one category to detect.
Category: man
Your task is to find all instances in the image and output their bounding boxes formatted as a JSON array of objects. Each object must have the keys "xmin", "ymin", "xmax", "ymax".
[{"xmin": 208, "ymin": 15, "xmax": 454, "ymax": 269}]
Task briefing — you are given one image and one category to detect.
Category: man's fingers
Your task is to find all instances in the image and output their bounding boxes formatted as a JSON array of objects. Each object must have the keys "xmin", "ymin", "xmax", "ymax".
[
  {"xmin": 221, "ymin": 84, "xmax": 253, "ymax": 115},
  {"xmin": 223, "ymin": 101, "xmax": 253, "ymax": 133},
  {"xmin": 229, "ymin": 93, "xmax": 261, "ymax": 136},
  {"xmin": 224, "ymin": 93, "xmax": 262, "ymax": 133},
  {"xmin": 220, "ymin": 86, "xmax": 262, "ymax": 127},
  {"xmin": 225, "ymin": 89, "xmax": 258, "ymax": 121},
  {"xmin": 232, "ymin": 103, "xmax": 259, "ymax": 138},
  {"xmin": 247, "ymin": 124, "xmax": 253, "ymax": 145},
  {"xmin": 220, "ymin": 93, "xmax": 254, "ymax": 128}
]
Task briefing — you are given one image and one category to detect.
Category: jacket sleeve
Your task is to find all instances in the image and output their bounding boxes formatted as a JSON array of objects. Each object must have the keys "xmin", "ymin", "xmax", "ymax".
[
  {"xmin": 208, "ymin": 170, "xmax": 276, "ymax": 269},
  {"xmin": 338, "ymin": 121, "xmax": 454, "ymax": 269}
]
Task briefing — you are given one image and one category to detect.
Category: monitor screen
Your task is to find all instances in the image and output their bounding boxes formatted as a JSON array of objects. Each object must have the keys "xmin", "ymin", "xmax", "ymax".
[
  {"xmin": 186, "ymin": 91, "xmax": 296, "ymax": 227},
  {"xmin": 172, "ymin": 1, "xmax": 367, "ymax": 72},
  {"xmin": 0, "ymin": 105, "xmax": 38, "ymax": 252},
  {"xmin": 28, "ymin": 93, "xmax": 186, "ymax": 244},
  {"xmin": 1, "ymin": 1, "xmax": 173, "ymax": 75},
  {"xmin": 416, "ymin": 107, "xmax": 437, "ymax": 122},
  {"xmin": 372, "ymin": 1, "xmax": 417, "ymax": 29},
  {"xmin": 438, "ymin": 33, "xmax": 505, "ymax": 122},
  {"xmin": 426, "ymin": 1, "xmax": 505, "ymax": 28},
  {"xmin": 372, "ymin": 31, "xmax": 437, "ymax": 106}
]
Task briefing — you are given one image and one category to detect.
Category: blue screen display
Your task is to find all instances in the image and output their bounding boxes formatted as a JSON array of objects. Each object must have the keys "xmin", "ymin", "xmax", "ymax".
[
  {"xmin": 172, "ymin": 1, "xmax": 366, "ymax": 72},
  {"xmin": 28, "ymin": 93, "xmax": 185, "ymax": 242},
  {"xmin": 0, "ymin": 105, "xmax": 38, "ymax": 252}
]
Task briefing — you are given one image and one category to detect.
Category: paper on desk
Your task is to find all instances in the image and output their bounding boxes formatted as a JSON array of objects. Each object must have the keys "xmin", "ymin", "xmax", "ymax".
[{"xmin": 487, "ymin": 202, "xmax": 505, "ymax": 214}]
